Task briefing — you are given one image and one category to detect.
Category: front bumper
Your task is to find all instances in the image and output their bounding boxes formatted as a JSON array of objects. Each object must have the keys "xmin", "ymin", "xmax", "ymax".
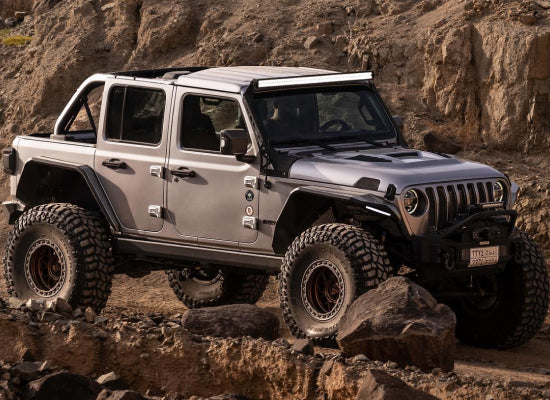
[{"xmin": 412, "ymin": 209, "xmax": 517, "ymax": 280}]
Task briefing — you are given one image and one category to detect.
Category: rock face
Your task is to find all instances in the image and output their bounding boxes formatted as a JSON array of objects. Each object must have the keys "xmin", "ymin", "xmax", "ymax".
[
  {"xmin": 182, "ymin": 304, "xmax": 280, "ymax": 340},
  {"xmin": 356, "ymin": 369, "xmax": 440, "ymax": 400},
  {"xmin": 336, "ymin": 277, "xmax": 456, "ymax": 372}
]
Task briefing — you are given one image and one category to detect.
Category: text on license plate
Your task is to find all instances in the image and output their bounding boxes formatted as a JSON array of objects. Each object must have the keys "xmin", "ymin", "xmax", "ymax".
[{"xmin": 468, "ymin": 246, "xmax": 499, "ymax": 267}]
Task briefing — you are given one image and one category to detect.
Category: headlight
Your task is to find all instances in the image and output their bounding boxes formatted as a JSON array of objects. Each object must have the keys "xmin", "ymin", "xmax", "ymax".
[
  {"xmin": 404, "ymin": 189, "xmax": 420, "ymax": 214},
  {"xmin": 493, "ymin": 181, "xmax": 505, "ymax": 202}
]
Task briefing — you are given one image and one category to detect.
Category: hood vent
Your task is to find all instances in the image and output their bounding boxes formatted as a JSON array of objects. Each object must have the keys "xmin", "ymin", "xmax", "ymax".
[
  {"xmin": 349, "ymin": 155, "xmax": 391, "ymax": 163},
  {"xmin": 387, "ymin": 151, "xmax": 420, "ymax": 158}
]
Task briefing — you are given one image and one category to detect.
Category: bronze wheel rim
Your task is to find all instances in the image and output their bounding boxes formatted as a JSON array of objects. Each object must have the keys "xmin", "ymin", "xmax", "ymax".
[
  {"xmin": 301, "ymin": 260, "xmax": 345, "ymax": 321},
  {"xmin": 24, "ymin": 239, "xmax": 66, "ymax": 297}
]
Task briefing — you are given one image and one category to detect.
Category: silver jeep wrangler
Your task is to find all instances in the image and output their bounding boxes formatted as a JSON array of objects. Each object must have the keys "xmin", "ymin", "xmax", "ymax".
[{"xmin": 2, "ymin": 67, "xmax": 549, "ymax": 347}]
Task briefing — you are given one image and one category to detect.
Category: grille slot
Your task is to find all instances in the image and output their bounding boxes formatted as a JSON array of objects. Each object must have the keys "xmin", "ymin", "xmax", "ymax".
[{"xmin": 423, "ymin": 180, "xmax": 496, "ymax": 230}]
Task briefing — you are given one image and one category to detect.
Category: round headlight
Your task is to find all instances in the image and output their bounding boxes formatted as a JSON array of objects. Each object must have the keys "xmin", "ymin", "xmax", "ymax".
[
  {"xmin": 404, "ymin": 189, "xmax": 420, "ymax": 214},
  {"xmin": 493, "ymin": 181, "xmax": 505, "ymax": 202}
]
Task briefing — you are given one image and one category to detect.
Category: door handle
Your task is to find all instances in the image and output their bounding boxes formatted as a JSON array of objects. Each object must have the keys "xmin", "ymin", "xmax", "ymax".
[
  {"xmin": 170, "ymin": 167, "xmax": 196, "ymax": 178},
  {"xmin": 102, "ymin": 159, "xmax": 127, "ymax": 170}
]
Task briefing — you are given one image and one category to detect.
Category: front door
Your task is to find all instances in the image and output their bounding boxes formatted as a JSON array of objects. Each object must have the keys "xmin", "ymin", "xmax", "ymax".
[
  {"xmin": 95, "ymin": 81, "xmax": 172, "ymax": 232},
  {"xmin": 166, "ymin": 89, "xmax": 260, "ymax": 245}
]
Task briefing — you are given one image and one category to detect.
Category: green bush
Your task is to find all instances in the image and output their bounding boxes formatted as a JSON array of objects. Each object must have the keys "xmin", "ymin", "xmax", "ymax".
[{"xmin": 1, "ymin": 35, "xmax": 32, "ymax": 46}]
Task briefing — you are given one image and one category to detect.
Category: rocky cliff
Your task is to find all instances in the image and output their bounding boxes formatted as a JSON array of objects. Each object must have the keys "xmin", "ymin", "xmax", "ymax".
[{"xmin": 0, "ymin": 0, "xmax": 549, "ymax": 245}]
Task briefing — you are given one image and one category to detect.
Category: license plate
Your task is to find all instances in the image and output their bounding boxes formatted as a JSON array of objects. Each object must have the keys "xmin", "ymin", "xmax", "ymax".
[{"xmin": 468, "ymin": 246, "xmax": 499, "ymax": 267}]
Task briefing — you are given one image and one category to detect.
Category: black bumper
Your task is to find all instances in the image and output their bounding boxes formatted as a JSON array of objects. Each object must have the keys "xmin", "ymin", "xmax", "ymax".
[{"xmin": 412, "ymin": 210, "xmax": 517, "ymax": 280}]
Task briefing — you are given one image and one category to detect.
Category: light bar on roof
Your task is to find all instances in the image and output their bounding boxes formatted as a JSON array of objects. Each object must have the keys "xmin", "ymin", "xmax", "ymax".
[{"xmin": 256, "ymin": 72, "xmax": 373, "ymax": 89}]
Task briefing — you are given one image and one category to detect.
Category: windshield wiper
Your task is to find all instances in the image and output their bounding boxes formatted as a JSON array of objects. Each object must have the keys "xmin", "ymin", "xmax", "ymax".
[
  {"xmin": 334, "ymin": 135, "xmax": 393, "ymax": 148},
  {"xmin": 273, "ymin": 139, "xmax": 339, "ymax": 152}
]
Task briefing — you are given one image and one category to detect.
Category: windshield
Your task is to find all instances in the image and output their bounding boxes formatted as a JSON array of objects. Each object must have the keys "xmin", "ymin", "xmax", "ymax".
[{"xmin": 249, "ymin": 86, "xmax": 396, "ymax": 146}]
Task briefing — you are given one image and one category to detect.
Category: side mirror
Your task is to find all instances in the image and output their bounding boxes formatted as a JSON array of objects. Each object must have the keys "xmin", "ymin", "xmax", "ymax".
[
  {"xmin": 220, "ymin": 129, "xmax": 248, "ymax": 156},
  {"xmin": 392, "ymin": 115, "xmax": 404, "ymax": 131}
]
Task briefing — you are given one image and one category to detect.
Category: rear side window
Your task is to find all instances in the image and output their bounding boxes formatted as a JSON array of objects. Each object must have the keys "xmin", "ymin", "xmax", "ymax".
[{"xmin": 106, "ymin": 86, "xmax": 166, "ymax": 145}]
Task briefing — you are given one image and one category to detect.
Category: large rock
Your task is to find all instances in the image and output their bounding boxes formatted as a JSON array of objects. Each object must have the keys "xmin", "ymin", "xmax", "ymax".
[
  {"xmin": 182, "ymin": 304, "xmax": 279, "ymax": 340},
  {"xmin": 96, "ymin": 371, "xmax": 129, "ymax": 390},
  {"xmin": 23, "ymin": 371, "xmax": 103, "ymax": 400},
  {"xmin": 96, "ymin": 389, "xmax": 148, "ymax": 400},
  {"xmin": 336, "ymin": 277, "xmax": 456, "ymax": 372},
  {"xmin": 356, "ymin": 369, "xmax": 440, "ymax": 400}
]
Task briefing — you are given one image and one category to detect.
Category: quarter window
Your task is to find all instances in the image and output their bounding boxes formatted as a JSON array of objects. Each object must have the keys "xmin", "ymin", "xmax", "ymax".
[
  {"xmin": 106, "ymin": 86, "xmax": 166, "ymax": 145},
  {"xmin": 181, "ymin": 95, "xmax": 247, "ymax": 152}
]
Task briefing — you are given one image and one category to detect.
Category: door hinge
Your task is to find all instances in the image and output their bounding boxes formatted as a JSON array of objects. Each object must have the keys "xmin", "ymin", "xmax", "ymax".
[
  {"xmin": 150, "ymin": 165, "xmax": 165, "ymax": 178},
  {"xmin": 244, "ymin": 176, "xmax": 259, "ymax": 189},
  {"xmin": 148, "ymin": 205, "xmax": 163, "ymax": 219},
  {"xmin": 242, "ymin": 216, "xmax": 258, "ymax": 230}
]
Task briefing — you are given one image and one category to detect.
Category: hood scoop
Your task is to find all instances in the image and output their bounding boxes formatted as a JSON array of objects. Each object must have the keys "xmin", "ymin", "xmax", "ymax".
[
  {"xmin": 386, "ymin": 151, "xmax": 420, "ymax": 158},
  {"xmin": 349, "ymin": 155, "xmax": 392, "ymax": 163}
]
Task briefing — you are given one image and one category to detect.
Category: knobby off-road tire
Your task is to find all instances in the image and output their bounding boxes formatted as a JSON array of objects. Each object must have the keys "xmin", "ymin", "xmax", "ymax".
[
  {"xmin": 454, "ymin": 230, "xmax": 549, "ymax": 348},
  {"xmin": 166, "ymin": 268, "xmax": 269, "ymax": 309},
  {"xmin": 4, "ymin": 203, "xmax": 114, "ymax": 312},
  {"xmin": 279, "ymin": 223, "xmax": 392, "ymax": 342}
]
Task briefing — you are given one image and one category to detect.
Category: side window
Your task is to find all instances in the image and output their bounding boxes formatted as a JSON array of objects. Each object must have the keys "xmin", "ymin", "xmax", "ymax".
[
  {"xmin": 69, "ymin": 84, "xmax": 104, "ymax": 135},
  {"xmin": 105, "ymin": 86, "xmax": 166, "ymax": 145},
  {"xmin": 181, "ymin": 95, "xmax": 246, "ymax": 152}
]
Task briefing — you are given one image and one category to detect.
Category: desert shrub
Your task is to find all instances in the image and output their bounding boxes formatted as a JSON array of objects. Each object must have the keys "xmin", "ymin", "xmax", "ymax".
[{"xmin": 1, "ymin": 35, "xmax": 32, "ymax": 46}]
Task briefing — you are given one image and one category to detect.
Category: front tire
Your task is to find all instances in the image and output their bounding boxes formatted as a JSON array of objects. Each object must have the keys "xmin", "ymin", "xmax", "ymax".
[
  {"xmin": 3, "ymin": 203, "xmax": 114, "ymax": 312},
  {"xmin": 279, "ymin": 224, "xmax": 391, "ymax": 342},
  {"xmin": 453, "ymin": 230, "xmax": 549, "ymax": 348}
]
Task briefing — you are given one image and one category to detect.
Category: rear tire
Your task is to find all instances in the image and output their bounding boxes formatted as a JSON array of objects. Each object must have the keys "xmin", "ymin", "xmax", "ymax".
[
  {"xmin": 3, "ymin": 203, "xmax": 114, "ymax": 312},
  {"xmin": 453, "ymin": 230, "xmax": 549, "ymax": 348},
  {"xmin": 279, "ymin": 223, "xmax": 391, "ymax": 342},
  {"xmin": 166, "ymin": 268, "xmax": 269, "ymax": 309}
]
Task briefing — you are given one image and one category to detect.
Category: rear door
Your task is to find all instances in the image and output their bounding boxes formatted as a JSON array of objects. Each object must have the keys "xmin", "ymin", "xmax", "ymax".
[
  {"xmin": 166, "ymin": 88, "xmax": 260, "ymax": 245},
  {"xmin": 95, "ymin": 80, "xmax": 173, "ymax": 233}
]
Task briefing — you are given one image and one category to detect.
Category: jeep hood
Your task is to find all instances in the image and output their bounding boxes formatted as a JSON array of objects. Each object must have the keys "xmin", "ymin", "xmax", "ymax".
[{"xmin": 288, "ymin": 148, "xmax": 505, "ymax": 193}]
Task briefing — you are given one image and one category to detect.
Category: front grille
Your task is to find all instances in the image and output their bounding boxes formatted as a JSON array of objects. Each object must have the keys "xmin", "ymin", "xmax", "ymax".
[{"xmin": 425, "ymin": 180, "xmax": 495, "ymax": 230}]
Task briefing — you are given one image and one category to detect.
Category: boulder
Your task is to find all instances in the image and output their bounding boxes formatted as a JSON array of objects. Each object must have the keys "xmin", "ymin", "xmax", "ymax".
[
  {"xmin": 304, "ymin": 36, "xmax": 321, "ymax": 49},
  {"xmin": 290, "ymin": 339, "xmax": 314, "ymax": 356},
  {"xmin": 84, "ymin": 307, "xmax": 97, "ymax": 323},
  {"xmin": 422, "ymin": 131, "xmax": 463, "ymax": 154},
  {"xmin": 8, "ymin": 297, "xmax": 24, "ymax": 309},
  {"xmin": 97, "ymin": 372, "xmax": 129, "ymax": 390},
  {"xmin": 356, "ymin": 369, "xmax": 440, "ymax": 400},
  {"xmin": 51, "ymin": 298, "xmax": 72, "ymax": 314},
  {"xmin": 14, "ymin": 361, "xmax": 49, "ymax": 381},
  {"xmin": 336, "ymin": 277, "xmax": 456, "ymax": 372},
  {"xmin": 181, "ymin": 304, "xmax": 279, "ymax": 340},
  {"xmin": 96, "ymin": 389, "xmax": 148, "ymax": 400},
  {"xmin": 4, "ymin": 17, "xmax": 18, "ymax": 28},
  {"xmin": 23, "ymin": 371, "xmax": 103, "ymax": 400}
]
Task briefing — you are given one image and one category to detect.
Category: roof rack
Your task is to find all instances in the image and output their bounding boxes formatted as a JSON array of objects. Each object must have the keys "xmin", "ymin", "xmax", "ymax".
[{"xmin": 110, "ymin": 67, "xmax": 209, "ymax": 79}]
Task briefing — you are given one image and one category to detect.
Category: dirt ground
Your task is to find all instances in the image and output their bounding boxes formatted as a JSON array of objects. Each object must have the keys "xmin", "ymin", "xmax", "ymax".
[{"xmin": 3, "ymin": 254, "xmax": 549, "ymax": 389}]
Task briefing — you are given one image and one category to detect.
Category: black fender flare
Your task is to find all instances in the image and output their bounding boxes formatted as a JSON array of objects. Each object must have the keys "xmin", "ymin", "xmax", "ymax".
[
  {"xmin": 14, "ymin": 158, "xmax": 120, "ymax": 232},
  {"xmin": 272, "ymin": 186, "xmax": 404, "ymax": 254}
]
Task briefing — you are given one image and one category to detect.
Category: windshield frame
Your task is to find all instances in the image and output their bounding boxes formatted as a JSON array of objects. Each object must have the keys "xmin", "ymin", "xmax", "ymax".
[{"xmin": 245, "ymin": 83, "xmax": 402, "ymax": 149}]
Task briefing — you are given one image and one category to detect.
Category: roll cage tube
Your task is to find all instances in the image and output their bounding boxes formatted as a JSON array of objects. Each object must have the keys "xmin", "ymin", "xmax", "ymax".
[{"xmin": 53, "ymin": 76, "xmax": 108, "ymax": 137}]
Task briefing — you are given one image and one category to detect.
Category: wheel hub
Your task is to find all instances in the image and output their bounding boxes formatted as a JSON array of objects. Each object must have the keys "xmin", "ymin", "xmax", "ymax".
[
  {"xmin": 179, "ymin": 267, "xmax": 222, "ymax": 286},
  {"xmin": 301, "ymin": 260, "xmax": 345, "ymax": 321},
  {"xmin": 24, "ymin": 239, "xmax": 66, "ymax": 297}
]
